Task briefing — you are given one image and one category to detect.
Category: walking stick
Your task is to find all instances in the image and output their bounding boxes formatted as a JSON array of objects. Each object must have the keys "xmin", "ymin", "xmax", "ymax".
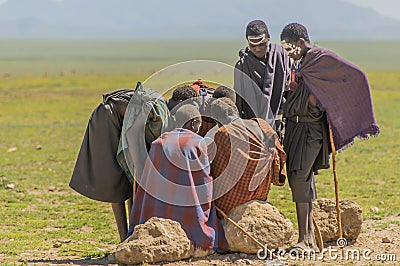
[
  {"xmin": 312, "ymin": 214, "xmax": 323, "ymax": 252},
  {"xmin": 215, "ymin": 206, "xmax": 277, "ymax": 259},
  {"xmin": 329, "ymin": 126, "xmax": 343, "ymax": 239}
]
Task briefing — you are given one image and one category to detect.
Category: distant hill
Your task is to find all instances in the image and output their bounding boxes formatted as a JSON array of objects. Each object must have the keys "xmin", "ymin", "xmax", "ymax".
[{"xmin": 0, "ymin": 0, "xmax": 399, "ymax": 40}]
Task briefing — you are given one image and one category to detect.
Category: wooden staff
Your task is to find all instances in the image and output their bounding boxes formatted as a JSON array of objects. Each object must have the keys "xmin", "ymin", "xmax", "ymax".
[
  {"xmin": 312, "ymin": 214, "xmax": 323, "ymax": 252},
  {"xmin": 329, "ymin": 126, "xmax": 343, "ymax": 239},
  {"xmin": 215, "ymin": 206, "xmax": 277, "ymax": 259}
]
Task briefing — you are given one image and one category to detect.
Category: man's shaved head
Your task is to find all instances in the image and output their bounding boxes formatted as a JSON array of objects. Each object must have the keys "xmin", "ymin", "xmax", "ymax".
[
  {"xmin": 280, "ymin": 22, "xmax": 310, "ymax": 43},
  {"xmin": 167, "ymin": 85, "xmax": 199, "ymax": 111},
  {"xmin": 174, "ymin": 104, "xmax": 202, "ymax": 131},
  {"xmin": 246, "ymin": 20, "xmax": 270, "ymax": 39},
  {"xmin": 213, "ymin": 86, "xmax": 236, "ymax": 103},
  {"xmin": 210, "ymin": 97, "xmax": 239, "ymax": 125}
]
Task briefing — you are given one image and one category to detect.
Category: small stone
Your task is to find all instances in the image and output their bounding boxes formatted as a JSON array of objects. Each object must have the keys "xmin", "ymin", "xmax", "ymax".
[
  {"xmin": 53, "ymin": 241, "xmax": 62, "ymax": 248},
  {"xmin": 382, "ymin": 237, "xmax": 391, "ymax": 243},
  {"xmin": 7, "ymin": 147, "xmax": 17, "ymax": 153},
  {"xmin": 244, "ymin": 259, "xmax": 254, "ymax": 265},
  {"xmin": 370, "ymin": 206, "xmax": 379, "ymax": 213},
  {"xmin": 379, "ymin": 201, "xmax": 384, "ymax": 205},
  {"xmin": 9, "ymin": 239, "xmax": 14, "ymax": 242},
  {"xmin": 224, "ymin": 257, "xmax": 232, "ymax": 262},
  {"xmin": 236, "ymin": 259, "xmax": 253, "ymax": 265},
  {"xmin": 48, "ymin": 186, "xmax": 56, "ymax": 192},
  {"xmin": 36, "ymin": 145, "xmax": 42, "ymax": 150},
  {"xmin": 279, "ymin": 195, "xmax": 285, "ymax": 199},
  {"xmin": 5, "ymin": 184, "xmax": 15, "ymax": 190}
]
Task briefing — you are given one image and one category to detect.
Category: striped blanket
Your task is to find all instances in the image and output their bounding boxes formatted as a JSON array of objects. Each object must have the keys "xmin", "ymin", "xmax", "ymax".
[{"xmin": 127, "ymin": 128, "xmax": 228, "ymax": 252}]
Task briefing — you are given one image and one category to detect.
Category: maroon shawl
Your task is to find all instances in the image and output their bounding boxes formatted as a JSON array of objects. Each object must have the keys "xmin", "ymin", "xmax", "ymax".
[{"xmin": 299, "ymin": 47, "xmax": 380, "ymax": 150}]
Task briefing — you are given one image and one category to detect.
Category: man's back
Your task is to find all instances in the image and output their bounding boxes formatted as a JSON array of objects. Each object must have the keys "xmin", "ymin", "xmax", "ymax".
[
  {"xmin": 128, "ymin": 128, "xmax": 228, "ymax": 252},
  {"xmin": 211, "ymin": 118, "xmax": 279, "ymax": 213}
]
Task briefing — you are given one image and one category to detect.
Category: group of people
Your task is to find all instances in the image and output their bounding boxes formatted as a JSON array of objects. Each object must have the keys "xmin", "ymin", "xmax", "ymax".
[{"xmin": 70, "ymin": 20, "xmax": 379, "ymax": 255}]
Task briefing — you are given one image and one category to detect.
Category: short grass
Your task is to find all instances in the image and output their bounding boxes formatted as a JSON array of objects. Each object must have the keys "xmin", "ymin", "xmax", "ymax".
[
  {"xmin": 0, "ymin": 40, "xmax": 399, "ymax": 263},
  {"xmin": 0, "ymin": 72, "xmax": 398, "ymax": 263}
]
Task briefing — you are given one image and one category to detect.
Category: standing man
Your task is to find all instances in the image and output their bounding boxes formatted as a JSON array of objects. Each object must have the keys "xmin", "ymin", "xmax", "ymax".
[
  {"xmin": 234, "ymin": 20, "xmax": 291, "ymax": 141},
  {"xmin": 280, "ymin": 23, "xmax": 379, "ymax": 251}
]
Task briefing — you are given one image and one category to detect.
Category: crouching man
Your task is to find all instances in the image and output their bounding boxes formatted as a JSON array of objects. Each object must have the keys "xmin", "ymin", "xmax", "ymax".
[
  {"xmin": 127, "ymin": 104, "xmax": 228, "ymax": 255},
  {"xmin": 209, "ymin": 98, "xmax": 286, "ymax": 214}
]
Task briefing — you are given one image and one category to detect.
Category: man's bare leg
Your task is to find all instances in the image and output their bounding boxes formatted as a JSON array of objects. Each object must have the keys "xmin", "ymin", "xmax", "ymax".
[
  {"xmin": 307, "ymin": 202, "xmax": 318, "ymax": 250},
  {"xmin": 111, "ymin": 202, "xmax": 127, "ymax": 242},
  {"xmin": 127, "ymin": 196, "xmax": 133, "ymax": 220},
  {"xmin": 296, "ymin": 202, "xmax": 311, "ymax": 249}
]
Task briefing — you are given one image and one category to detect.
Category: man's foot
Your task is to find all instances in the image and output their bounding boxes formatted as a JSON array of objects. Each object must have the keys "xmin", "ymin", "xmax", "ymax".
[
  {"xmin": 190, "ymin": 244, "xmax": 214, "ymax": 258},
  {"xmin": 286, "ymin": 241, "xmax": 319, "ymax": 254},
  {"xmin": 107, "ymin": 252, "xmax": 117, "ymax": 264},
  {"xmin": 306, "ymin": 237, "xmax": 320, "ymax": 253},
  {"xmin": 285, "ymin": 241, "xmax": 308, "ymax": 253}
]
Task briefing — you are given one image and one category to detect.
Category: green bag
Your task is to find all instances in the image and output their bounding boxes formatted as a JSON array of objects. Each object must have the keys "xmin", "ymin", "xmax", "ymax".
[{"xmin": 116, "ymin": 82, "xmax": 171, "ymax": 184}]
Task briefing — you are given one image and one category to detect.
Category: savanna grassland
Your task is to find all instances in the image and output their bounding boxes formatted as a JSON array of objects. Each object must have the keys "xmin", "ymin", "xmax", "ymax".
[{"xmin": 0, "ymin": 40, "xmax": 399, "ymax": 264}]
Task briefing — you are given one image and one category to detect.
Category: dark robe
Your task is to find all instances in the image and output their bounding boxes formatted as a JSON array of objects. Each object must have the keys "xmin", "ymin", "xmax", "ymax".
[
  {"xmin": 234, "ymin": 43, "xmax": 291, "ymax": 122},
  {"xmin": 283, "ymin": 80, "xmax": 330, "ymax": 174},
  {"xmin": 283, "ymin": 76, "xmax": 330, "ymax": 203},
  {"xmin": 69, "ymin": 90, "xmax": 133, "ymax": 203}
]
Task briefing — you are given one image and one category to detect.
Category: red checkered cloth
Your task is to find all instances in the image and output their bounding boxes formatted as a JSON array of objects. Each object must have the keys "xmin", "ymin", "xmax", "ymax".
[
  {"xmin": 190, "ymin": 79, "xmax": 214, "ymax": 94},
  {"xmin": 199, "ymin": 119, "xmax": 216, "ymax": 137},
  {"xmin": 211, "ymin": 118, "xmax": 286, "ymax": 214},
  {"xmin": 127, "ymin": 128, "xmax": 228, "ymax": 252}
]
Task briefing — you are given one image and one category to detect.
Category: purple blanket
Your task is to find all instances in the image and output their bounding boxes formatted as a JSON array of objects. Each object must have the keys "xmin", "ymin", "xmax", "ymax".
[{"xmin": 299, "ymin": 47, "xmax": 380, "ymax": 150}]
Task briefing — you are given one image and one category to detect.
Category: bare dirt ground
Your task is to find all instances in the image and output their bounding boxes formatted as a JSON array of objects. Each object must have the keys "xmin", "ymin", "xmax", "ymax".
[{"xmin": 11, "ymin": 215, "xmax": 399, "ymax": 266}]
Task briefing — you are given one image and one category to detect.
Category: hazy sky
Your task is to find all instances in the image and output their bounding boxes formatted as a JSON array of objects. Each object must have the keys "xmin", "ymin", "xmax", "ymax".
[
  {"xmin": 0, "ymin": 0, "xmax": 399, "ymax": 22},
  {"xmin": 342, "ymin": 0, "xmax": 400, "ymax": 21}
]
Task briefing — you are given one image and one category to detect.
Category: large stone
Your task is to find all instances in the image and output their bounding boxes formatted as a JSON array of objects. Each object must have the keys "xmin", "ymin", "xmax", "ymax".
[
  {"xmin": 221, "ymin": 200, "xmax": 294, "ymax": 253},
  {"xmin": 115, "ymin": 217, "xmax": 192, "ymax": 265},
  {"xmin": 313, "ymin": 198, "xmax": 362, "ymax": 242}
]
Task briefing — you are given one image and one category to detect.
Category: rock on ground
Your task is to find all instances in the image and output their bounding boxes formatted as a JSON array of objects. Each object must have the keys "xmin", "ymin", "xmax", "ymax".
[
  {"xmin": 115, "ymin": 217, "xmax": 192, "ymax": 265},
  {"xmin": 221, "ymin": 200, "xmax": 294, "ymax": 253},
  {"xmin": 313, "ymin": 198, "xmax": 362, "ymax": 242}
]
